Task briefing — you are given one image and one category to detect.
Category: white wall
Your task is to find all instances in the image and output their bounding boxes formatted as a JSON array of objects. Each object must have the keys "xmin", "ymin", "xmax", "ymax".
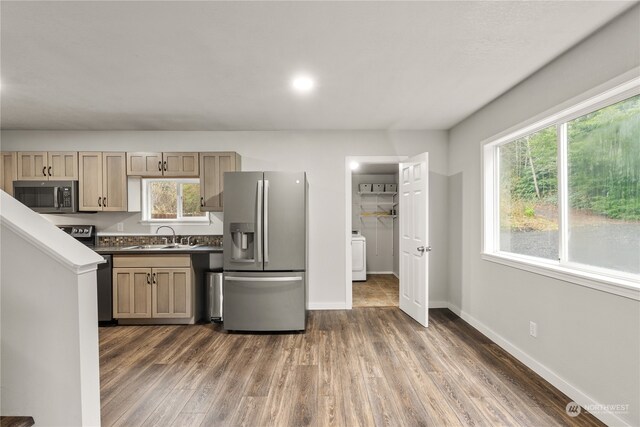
[
  {"xmin": 1, "ymin": 194, "xmax": 102, "ymax": 426},
  {"xmin": 352, "ymin": 173, "xmax": 397, "ymax": 274},
  {"xmin": 0, "ymin": 130, "xmax": 449, "ymax": 308},
  {"xmin": 448, "ymin": 6, "xmax": 640, "ymax": 426}
]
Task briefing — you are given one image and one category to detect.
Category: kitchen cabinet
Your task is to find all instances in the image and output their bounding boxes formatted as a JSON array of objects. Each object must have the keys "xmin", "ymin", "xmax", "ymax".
[
  {"xmin": 78, "ymin": 152, "xmax": 127, "ymax": 211},
  {"xmin": 152, "ymin": 268, "xmax": 192, "ymax": 318},
  {"xmin": 0, "ymin": 152, "xmax": 18, "ymax": 196},
  {"xmin": 126, "ymin": 152, "xmax": 163, "ymax": 176},
  {"xmin": 127, "ymin": 152, "xmax": 199, "ymax": 177},
  {"xmin": 113, "ymin": 268, "xmax": 152, "ymax": 318},
  {"xmin": 112, "ymin": 255, "xmax": 196, "ymax": 323},
  {"xmin": 16, "ymin": 151, "xmax": 77, "ymax": 180},
  {"xmin": 162, "ymin": 152, "xmax": 199, "ymax": 177},
  {"xmin": 48, "ymin": 152, "xmax": 78, "ymax": 179},
  {"xmin": 199, "ymin": 152, "xmax": 241, "ymax": 211}
]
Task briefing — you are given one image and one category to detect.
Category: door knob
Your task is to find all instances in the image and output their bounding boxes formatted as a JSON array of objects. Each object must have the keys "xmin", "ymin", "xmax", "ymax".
[{"xmin": 417, "ymin": 246, "xmax": 432, "ymax": 253}]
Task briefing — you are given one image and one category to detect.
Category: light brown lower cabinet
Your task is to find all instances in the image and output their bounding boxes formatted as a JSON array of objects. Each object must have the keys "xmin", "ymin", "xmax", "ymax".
[
  {"xmin": 112, "ymin": 255, "xmax": 196, "ymax": 323},
  {"xmin": 152, "ymin": 268, "xmax": 192, "ymax": 318},
  {"xmin": 113, "ymin": 268, "xmax": 152, "ymax": 318}
]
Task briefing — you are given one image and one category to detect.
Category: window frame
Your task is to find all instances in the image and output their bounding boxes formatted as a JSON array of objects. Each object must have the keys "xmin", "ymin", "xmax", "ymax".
[
  {"xmin": 141, "ymin": 178, "xmax": 209, "ymax": 224},
  {"xmin": 482, "ymin": 78, "xmax": 640, "ymax": 300}
]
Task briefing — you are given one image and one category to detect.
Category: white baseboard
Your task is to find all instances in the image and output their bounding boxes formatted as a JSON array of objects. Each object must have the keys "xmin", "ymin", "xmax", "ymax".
[
  {"xmin": 393, "ymin": 272, "xmax": 399, "ymax": 279},
  {"xmin": 367, "ymin": 271, "xmax": 395, "ymax": 275},
  {"xmin": 446, "ymin": 303, "xmax": 631, "ymax": 427},
  {"xmin": 429, "ymin": 300, "xmax": 449, "ymax": 308},
  {"xmin": 308, "ymin": 302, "xmax": 346, "ymax": 310}
]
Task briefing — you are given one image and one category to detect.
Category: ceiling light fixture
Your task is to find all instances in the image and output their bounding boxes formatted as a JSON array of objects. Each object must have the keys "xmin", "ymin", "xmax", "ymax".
[
  {"xmin": 350, "ymin": 161, "xmax": 360, "ymax": 171},
  {"xmin": 291, "ymin": 75, "xmax": 315, "ymax": 94}
]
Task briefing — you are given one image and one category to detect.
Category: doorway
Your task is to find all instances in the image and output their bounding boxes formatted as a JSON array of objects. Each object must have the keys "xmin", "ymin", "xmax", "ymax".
[
  {"xmin": 351, "ymin": 163, "xmax": 400, "ymax": 307},
  {"xmin": 345, "ymin": 156, "xmax": 405, "ymax": 309}
]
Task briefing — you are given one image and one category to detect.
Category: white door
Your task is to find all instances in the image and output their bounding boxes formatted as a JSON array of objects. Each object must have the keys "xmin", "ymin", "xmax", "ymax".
[{"xmin": 399, "ymin": 153, "xmax": 430, "ymax": 326}]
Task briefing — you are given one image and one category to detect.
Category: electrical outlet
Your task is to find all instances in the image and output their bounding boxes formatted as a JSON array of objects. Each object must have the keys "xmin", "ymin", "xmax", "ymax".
[
  {"xmin": 529, "ymin": 321, "xmax": 538, "ymax": 338},
  {"xmin": 117, "ymin": 222, "xmax": 124, "ymax": 232}
]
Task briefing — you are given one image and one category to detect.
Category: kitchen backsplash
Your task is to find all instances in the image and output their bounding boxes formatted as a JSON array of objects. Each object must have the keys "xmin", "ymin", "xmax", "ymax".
[{"xmin": 97, "ymin": 234, "xmax": 222, "ymax": 247}]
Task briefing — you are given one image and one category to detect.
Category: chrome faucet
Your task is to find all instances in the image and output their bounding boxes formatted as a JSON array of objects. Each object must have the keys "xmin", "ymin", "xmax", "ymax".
[{"xmin": 156, "ymin": 226, "xmax": 177, "ymax": 244}]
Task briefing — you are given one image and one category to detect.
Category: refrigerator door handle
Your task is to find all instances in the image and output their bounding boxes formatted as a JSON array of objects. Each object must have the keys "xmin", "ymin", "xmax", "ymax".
[
  {"xmin": 225, "ymin": 276, "xmax": 302, "ymax": 282},
  {"xmin": 256, "ymin": 179, "xmax": 263, "ymax": 263},
  {"xmin": 264, "ymin": 179, "xmax": 269, "ymax": 263}
]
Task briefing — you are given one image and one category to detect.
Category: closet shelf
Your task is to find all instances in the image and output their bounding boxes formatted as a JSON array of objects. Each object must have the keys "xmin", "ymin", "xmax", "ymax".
[
  {"xmin": 357, "ymin": 192, "xmax": 397, "ymax": 196},
  {"xmin": 358, "ymin": 202, "xmax": 398, "ymax": 207}
]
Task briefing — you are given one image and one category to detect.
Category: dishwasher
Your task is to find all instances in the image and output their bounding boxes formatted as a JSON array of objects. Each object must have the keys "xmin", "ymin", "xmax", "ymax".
[{"xmin": 97, "ymin": 254, "xmax": 114, "ymax": 325}]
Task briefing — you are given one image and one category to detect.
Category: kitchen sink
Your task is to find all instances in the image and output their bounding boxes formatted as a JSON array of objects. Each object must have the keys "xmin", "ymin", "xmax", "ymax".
[{"xmin": 122, "ymin": 244, "xmax": 203, "ymax": 250}]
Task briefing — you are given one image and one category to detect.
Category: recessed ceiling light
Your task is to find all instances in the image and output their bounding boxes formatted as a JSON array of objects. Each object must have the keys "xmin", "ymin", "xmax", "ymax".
[
  {"xmin": 291, "ymin": 75, "xmax": 315, "ymax": 94},
  {"xmin": 350, "ymin": 161, "xmax": 360, "ymax": 171}
]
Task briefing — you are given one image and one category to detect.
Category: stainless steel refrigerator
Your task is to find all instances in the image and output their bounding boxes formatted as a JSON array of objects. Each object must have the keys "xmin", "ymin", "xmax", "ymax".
[{"xmin": 223, "ymin": 171, "xmax": 307, "ymax": 331}]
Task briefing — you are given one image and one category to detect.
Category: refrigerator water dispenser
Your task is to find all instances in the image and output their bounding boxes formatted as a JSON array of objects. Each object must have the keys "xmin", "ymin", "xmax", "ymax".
[{"xmin": 230, "ymin": 222, "xmax": 255, "ymax": 262}]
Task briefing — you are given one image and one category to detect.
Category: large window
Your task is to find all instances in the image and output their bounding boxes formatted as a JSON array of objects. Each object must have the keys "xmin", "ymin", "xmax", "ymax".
[
  {"xmin": 484, "ymin": 82, "xmax": 639, "ymax": 294},
  {"xmin": 142, "ymin": 178, "xmax": 208, "ymax": 223}
]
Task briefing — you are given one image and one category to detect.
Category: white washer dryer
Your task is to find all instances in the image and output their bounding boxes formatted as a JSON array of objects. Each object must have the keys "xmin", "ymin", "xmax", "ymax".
[{"xmin": 352, "ymin": 234, "xmax": 367, "ymax": 281}]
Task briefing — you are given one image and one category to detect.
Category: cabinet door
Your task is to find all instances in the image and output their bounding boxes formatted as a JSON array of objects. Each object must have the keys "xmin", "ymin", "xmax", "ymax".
[
  {"xmin": 78, "ymin": 152, "xmax": 103, "ymax": 211},
  {"xmin": 113, "ymin": 268, "xmax": 152, "ymax": 318},
  {"xmin": 0, "ymin": 152, "xmax": 18, "ymax": 196},
  {"xmin": 200, "ymin": 152, "xmax": 238, "ymax": 211},
  {"xmin": 163, "ymin": 152, "xmax": 199, "ymax": 177},
  {"xmin": 102, "ymin": 152, "xmax": 127, "ymax": 211},
  {"xmin": 127, "ymin": 152, "xmax": 163, "ymax": 176},
  {"xmin": 17, "ymin": 152, "xmax": 48, "ymax": 180},
  {"xmin": 152, "ymin": 268, "xmax": 192, "ymax": 318},
  {"xmin": 48, "ymin": 152, "xmax": 78, "ymax": 180}
]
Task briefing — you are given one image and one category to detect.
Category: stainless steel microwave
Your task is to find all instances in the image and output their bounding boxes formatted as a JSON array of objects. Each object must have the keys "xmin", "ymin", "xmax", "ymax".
[{"xmin": 13, "ymin": 180, "xmax": 79, "ymax": 213}]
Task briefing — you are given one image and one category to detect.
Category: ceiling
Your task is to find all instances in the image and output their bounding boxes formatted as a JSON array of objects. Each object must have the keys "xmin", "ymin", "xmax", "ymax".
[{"xmin": 0, "ymin": 1, "xmax": 634, "ymax": 131}]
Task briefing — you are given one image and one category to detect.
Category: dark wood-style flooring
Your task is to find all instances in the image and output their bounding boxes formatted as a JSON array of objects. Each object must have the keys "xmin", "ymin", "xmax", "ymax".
[{"xmin": 99, "ymin": 308, "xmax": 604, "ymax": 426}]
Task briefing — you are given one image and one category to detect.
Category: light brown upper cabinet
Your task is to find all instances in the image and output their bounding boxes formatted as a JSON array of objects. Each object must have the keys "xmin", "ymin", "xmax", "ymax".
[
  {"xmin": 0, "ymin": 152, "xmax": 18, "ymax": 196},
  {"xmin": 126, "ymin": 152, "xmax": 163, "ymax": 176},
  {"xmin": 48, "ymin": 152, "xmax": 78, "ymax": 180},
  {"xmin": 199, "ymin": 152, "xmax": 241, "ymax": 211},
  {"xmin": 17, "ymin": 152, "xmax": 48, "ymax": 180},
  {"xmin": 17, "ymin": 151, "xmax": 78, "ymax": 180},
  {"xmin": 162, "ymin": 153, "xmax": 199, "ymax": 177},
  {"xmin": 127, "ymin": 152, "xmax": 199, "ymax": 177},
  {"xmin": 79, "ymin": 152, "xmax": 127, "ymax": 211}
]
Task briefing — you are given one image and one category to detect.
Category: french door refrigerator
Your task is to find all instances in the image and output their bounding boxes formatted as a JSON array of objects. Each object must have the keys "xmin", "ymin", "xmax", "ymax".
[{"xmin": 223, "ymin": 171, "xmax": 307, "ymax": 331}]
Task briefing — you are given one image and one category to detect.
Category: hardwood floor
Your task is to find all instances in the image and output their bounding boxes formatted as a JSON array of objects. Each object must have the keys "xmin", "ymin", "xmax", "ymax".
[
  {"xmin": 99, "ymin": 308, "xmax": 604, "ymax": 427},
  {"xmin": 353, "ymin": 274, "xmax": 399, "ymax": 307}
]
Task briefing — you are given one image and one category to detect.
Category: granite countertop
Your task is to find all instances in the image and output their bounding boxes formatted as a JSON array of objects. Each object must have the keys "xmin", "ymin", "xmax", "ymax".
[{"xmin": 93, "ymin": 245, "xmax": 223, "ymax": 255}]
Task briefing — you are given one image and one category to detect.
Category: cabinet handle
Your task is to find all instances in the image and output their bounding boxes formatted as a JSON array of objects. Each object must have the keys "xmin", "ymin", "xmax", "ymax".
[
  {"xmin": 103, "ymin": 197, "xmax": 107, "ymax": 207},
  {"xmin": 152, "ymin": 273, "xmax": 156, "ymax": 284},
  {"xmin": 48, "ymin": 166, "xmax": 52, "ymax": 176},
  {"xmin": 163, "ymin": 161, "xmax": 167, "ymax": 171},
  {"xmin": 42, "ymin": 166, "xmax": 47, "ymax": 176},
  {"xmin": 146, "ymin": 273, "xmax": 151, "ymax": 284},
  {"xmin": 158, "ymin": 161, "xmax": 162, "ymax": 171},
  {"xmin": 98, "ymin": 197, "xmax": 102, "ymax": 207},
  {"xmin": 200, "ymin": 197, "xmax": 204, "ymax": 207}
]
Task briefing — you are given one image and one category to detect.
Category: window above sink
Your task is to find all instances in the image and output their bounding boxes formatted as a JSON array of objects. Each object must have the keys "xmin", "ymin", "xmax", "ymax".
[{"xmin": 141, "ymin": 178, "xmax": 210, "ymax": 224}]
